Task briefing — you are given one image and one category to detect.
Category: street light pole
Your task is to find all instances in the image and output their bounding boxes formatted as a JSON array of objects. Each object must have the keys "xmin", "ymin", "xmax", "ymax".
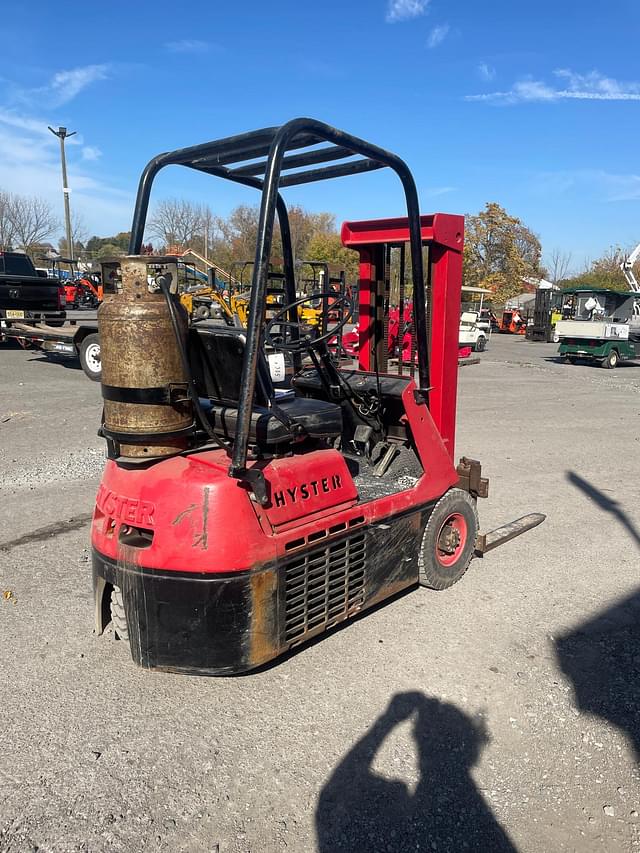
[{"xmin": 48, "ymin": 126, "xmax": 76, "ymax": 261}]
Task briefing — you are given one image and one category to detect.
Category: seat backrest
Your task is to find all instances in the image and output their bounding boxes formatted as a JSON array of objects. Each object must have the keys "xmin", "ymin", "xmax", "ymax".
[{"xmin": 190, "ymin": 324, "xmax": 274, "ymax": 407}]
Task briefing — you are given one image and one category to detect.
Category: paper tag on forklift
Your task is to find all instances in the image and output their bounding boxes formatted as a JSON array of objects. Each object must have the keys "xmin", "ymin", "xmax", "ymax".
[{"xmin": 267, "ymin": 352, "xmax": 286, "ymax": 383}]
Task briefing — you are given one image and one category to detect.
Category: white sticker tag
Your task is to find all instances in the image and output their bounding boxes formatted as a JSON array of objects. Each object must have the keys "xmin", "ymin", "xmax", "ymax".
[{"xmin": 267, "ymin": 352, "xmax": 286, "ymax": 382}]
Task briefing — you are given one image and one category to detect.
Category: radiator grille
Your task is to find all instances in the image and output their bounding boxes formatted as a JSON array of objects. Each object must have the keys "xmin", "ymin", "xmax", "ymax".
[{"xmin": 284, "ymin": 532, "xmax": 366, "ymax": 643}]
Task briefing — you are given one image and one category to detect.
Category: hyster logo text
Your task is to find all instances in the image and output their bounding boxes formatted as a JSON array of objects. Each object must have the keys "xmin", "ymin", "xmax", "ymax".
[
  {"xmin": 96, "ymin": 485, "xmax": 156, "ymax": 527},
  {"xmin": 273, "ymin": 474, "xmax": 343, "ymax": 509}
]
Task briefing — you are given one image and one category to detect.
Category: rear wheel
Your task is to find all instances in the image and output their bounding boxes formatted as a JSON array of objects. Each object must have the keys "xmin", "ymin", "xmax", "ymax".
[
  {"xmin": 601, "ymin": 349, "xmax": 619, "ymax": 369},
  {"xmin": 110, "ymin": 586, "xmax": 128, "ymax": 641},
  {"xmin": 419, "ymin": 489, "xmax": 478, "ymax": 590},
  {"xmin": 79, "ymin": 333, "xmax": 101, "ymax": 381},
  {"xmin": 475, "ymin": 335, "xmax": 487, "ymax": 352}
]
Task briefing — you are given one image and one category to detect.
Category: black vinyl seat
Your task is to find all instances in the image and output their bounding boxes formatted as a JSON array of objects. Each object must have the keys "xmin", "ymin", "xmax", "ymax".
[
  {"xmin": 190, "ymin": 324, "xmax": 343, "ymax": 446},
  {"xmin": 293, "ymin": 367, "xmax": 412, "ymax": 400}
]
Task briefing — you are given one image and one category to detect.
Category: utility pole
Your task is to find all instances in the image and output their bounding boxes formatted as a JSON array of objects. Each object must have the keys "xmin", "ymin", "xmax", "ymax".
[
  {"xmin": 48, "ymin": 126, "xmax": 76, "ymax": 261},
  {"xmin": 203, "ymin": 209, "xmax": 210, "ymax": 266}
]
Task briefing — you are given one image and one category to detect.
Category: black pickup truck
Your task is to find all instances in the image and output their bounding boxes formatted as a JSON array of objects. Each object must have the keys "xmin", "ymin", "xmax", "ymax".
[{"xmin": 0, "ymin": 251, "xmax": 66, "ymax": 326}]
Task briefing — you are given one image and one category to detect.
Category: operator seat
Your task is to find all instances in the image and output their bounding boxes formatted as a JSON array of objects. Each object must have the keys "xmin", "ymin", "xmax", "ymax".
[{"xmin": 189, "ymin": 324, "xmax": 343, "ymax": 446}]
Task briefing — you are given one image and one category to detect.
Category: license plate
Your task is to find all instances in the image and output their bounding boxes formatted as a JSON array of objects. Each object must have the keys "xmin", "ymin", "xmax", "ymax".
[{"xmin": 5, "ymin": 310, "xmax": 25, "ymax": 319}]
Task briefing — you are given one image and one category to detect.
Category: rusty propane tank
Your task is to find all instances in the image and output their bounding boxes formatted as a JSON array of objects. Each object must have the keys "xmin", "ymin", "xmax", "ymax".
[{"xmin": 99, "ymin": 256, "xmax": 193, "ymax": 459}]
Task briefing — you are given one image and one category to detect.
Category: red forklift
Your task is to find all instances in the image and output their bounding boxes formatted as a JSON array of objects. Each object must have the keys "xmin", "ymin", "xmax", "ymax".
[{"xmin": 92, "ymin": 118, "xmax": 544, "ymax": 675}]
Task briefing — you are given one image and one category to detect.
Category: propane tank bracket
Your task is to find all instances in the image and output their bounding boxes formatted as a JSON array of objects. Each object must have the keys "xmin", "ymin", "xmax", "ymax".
[{"xmin": 101, "ymin": 383, "xmax": 190, "ymax": 406}]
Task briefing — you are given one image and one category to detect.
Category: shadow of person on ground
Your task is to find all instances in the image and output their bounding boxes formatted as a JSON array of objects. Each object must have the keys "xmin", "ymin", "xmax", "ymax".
[
  {"xmin": 557, "ymin": 588, "xmax": 640, "ymax": 760},
  {"xmin": 316, "ymin": 691, "xmax": 517, "ymax": 853},
  {"xmin": 567, "ymin": 470, "xmax": 640, "ymax": 549},
  {"xmin": 558, "ymin": 474, "xmax": 640, "ymax": 757}
]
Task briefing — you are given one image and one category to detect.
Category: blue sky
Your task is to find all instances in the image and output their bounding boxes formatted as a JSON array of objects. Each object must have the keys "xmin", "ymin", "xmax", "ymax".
[{"xmin": 1, "ymin": 0, "xmax": 640, "ymax": 271}]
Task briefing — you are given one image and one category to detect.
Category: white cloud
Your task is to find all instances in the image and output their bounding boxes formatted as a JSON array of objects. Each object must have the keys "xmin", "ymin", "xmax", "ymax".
[
  {"xmin": 0, "ymin": 109, "xmax": 131, "ymax": 236},
  {"xmin": 427, "ymin": 23, "xmax": 449, "ymax": 48},
  {"xmin": 165, "ymin": 39, "xmax": 210, "ymax": 53},
  {"xmin": 6, "ymin": 65, "xmax": 110, "ymax": 110},
  {"xmin": 426, "ymin": 185, "xmax": 456, "ymax": 196},
  {"xmin": 466, "ymin": 68, "xmax": 640, "ymax": 103},
  {"xmin": 82, "ymin": 146, "xmax": 102, "ymax": 161},
  {"xmin": 478, "ymin": 63, "xmax": 496, "ymax": 82},
  {"xmin": 533, "ymin": 169, "xmax": 640, "ymax": 202},
  {"xmin": 386, "ymin": 0, "xmax": 429, "ymax": 23},
  {"xmin": 49, "ymin": 65, "xmax": 109, "ymax": 106}
]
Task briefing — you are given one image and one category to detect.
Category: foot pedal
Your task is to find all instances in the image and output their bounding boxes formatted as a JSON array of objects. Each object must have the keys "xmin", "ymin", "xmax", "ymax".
[{"xmin": 372, "ymin": 444, "xmax": 398, "ymax": 478}]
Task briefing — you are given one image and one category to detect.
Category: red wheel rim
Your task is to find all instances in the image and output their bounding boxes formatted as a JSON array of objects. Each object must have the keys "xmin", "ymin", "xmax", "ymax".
[{"xmin": 435, "ymin": 512, "xmax": 468, "ymax": 567}]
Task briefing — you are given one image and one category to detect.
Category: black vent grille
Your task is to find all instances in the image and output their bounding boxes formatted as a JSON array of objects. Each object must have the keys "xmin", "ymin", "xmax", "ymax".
[{"xmin": 284, "ymin": 532, "xmax": 366, "ymax": 643}]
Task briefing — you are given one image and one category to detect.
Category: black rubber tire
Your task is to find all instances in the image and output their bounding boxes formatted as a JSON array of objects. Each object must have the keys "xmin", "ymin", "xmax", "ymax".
[
  {"xmin": 475, "ymin": 335, "xmax": 487, "ymax": 352},
  {"xmin": 601, "ymin": 349, "xmax": 618, "ymax": 369},
  {"xmin": 47, "ymin": 318, "xmax": 66, "ymax": 328},
  {"xmin": 79, "ymin": 333, "xmax": 101, "ymax": 381},
  {"xmin": 194, "ymin": 304, "xmax": 211, "ymax": 321},
  {"xmin": 563, "ymin": 356, "xmax": 577, "ymax": 364},
  {"xmin": 418, "ymin": 488, "xmax": 479, "ymax": 590},
  {"xmin": 110, "ymin": 585, "xmax": 129, "ymax": 641}
]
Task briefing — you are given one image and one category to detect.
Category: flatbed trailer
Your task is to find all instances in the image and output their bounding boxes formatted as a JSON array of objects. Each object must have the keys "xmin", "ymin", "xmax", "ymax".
[{"xmin": 1, "ymin": 319, "xmax": 102, "ymax": 380}]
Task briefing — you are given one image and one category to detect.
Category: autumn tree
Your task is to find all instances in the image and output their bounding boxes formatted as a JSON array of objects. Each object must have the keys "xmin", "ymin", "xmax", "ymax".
[
  {"xmin": 464, "ymin": 202, "xmax": 543, "ymax": 304},
  {"xmin": 212, "ymin": 205, "xmax": 261, "ymax": 270},
  {"xmin": 559, "ymin": 247, "xmax": 629, "ymax": 292},
  {"xmin": 286, "ymin": 206, "xmax": 334, "ymax": 263},
  {"xmin": 304, "ymin": 232, "xmax": 359, "ymax": 281},
  {"xmin": 211, "ymin": 204, "xmax": 341, "ymax": 274},
  {"xmin": 85, "ymin": 232, "xmax": 131, "ymax": 259}
]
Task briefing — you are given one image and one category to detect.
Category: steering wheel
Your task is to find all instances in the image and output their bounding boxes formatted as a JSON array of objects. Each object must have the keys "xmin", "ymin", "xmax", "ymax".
[{"xmin": 265, "ymin": 291, "xmax": 353, "ymax": 353}]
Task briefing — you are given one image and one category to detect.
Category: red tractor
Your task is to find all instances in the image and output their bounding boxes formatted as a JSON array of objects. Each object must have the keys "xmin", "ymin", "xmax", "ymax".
[{"xmin": 91, "ymin": 119, "xmax": 543, "ymax": 675}]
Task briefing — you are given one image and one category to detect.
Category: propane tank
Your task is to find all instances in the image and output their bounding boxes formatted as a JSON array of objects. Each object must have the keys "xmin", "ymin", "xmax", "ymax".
[{"xmin": 99, "ymin": 256, "xmax": 193, "ymax": 459}]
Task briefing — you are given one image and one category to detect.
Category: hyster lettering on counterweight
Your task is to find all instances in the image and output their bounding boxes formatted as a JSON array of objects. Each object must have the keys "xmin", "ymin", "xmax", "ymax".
[
  {"xmin": 273, "ymin": 474, "xmax": 343, "ymax": 509},
  {"xmin": 96, "ymin": 485, "xmax": 156, "ymax": 527}
]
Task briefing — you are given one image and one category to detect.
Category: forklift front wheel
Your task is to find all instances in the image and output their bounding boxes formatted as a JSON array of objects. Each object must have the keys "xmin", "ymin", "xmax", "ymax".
[
  {"xmin": 110, "ymin": 585, "xmax": 129, "ymax": 642},
  {"xmin": 418, "ymin": 488, "xmax": 478, "ymax": 590}
]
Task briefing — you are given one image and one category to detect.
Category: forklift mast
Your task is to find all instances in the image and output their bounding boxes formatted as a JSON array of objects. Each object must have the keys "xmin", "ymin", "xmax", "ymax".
[{"xmin": 341, "ymin": 215, "xmax": 464, "ymax": 459}]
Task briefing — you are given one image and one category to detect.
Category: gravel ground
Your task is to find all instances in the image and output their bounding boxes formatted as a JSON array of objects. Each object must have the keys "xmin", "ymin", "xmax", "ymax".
[{"xmin": 0, "ymin": 335, "xmax": 639, "ymax": 853}]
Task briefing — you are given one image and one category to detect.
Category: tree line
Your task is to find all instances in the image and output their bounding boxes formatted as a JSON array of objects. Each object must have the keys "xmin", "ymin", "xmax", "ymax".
[
  {"xmin": 1, "ymin": 185, "xmax": 633, "ymax": 301},
  {"xmin": 144, "ymin": 199, "xmax": 361, "ymax": 280}
]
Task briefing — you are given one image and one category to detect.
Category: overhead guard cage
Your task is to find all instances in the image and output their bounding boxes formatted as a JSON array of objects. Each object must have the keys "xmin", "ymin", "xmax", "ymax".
[{"xmin": 127, "ymin": 118, "xmax": 435, "ymax": 478}]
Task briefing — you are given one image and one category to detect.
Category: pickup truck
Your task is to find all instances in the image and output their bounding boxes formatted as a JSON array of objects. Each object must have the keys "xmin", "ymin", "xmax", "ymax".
[{"xmin": 0, "ymin": 251, "xmax": 66, "ymax": 326}]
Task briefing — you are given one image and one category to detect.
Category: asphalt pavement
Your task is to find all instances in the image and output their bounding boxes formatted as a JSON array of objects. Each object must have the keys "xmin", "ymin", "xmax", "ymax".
[{"xmin": 1, "ymin": 335, "xmax": 639, "ymax": 853}]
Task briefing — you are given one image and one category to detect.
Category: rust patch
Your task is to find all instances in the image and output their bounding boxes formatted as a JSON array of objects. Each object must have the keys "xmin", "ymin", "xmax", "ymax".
[
  {"xmin": 249, "ymin": 568, "xmax": 279, "ymax": 667},
  {"xmin": 366, "ymin": 574, "xmax": 416, "ymax": 609}
]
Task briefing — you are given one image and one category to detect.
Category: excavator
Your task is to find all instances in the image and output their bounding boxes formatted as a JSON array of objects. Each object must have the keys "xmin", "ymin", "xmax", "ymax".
[{"xmin": 168, "ymin": 247, "xmax": 242, "ymax": 324}]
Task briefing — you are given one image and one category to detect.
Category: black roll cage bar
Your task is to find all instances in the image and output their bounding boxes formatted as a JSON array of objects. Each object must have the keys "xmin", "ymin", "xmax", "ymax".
[{"xmin": 128, "ymin": 117, "xmax": 429, "ymax": 479}]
